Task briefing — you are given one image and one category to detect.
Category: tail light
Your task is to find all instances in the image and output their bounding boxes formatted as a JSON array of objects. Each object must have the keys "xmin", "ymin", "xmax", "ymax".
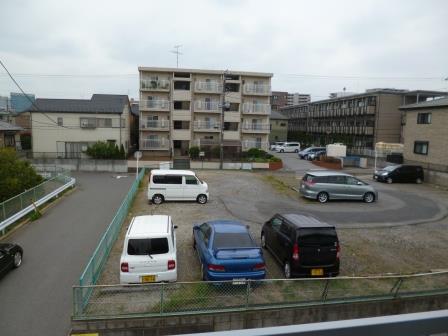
[
  {"xmin": 121, "ymin": 262, "xmax": 129, "ymax": 272},
  {"xmin": 208, "ymin": 264, "xmax": 225, "ymax": 272},
  {"xmin": 336, "ymin": 243, "xmax": 341, "ymax": 259},
  {"xmin": 168, "ymin": 260, "xmax": 176, "ymax": 270},
  {"xmin": 304, "ymin": 180, "xmax": 315, "ymax": 187},
  {"xmin": 292, "ymin": 243, "xmax": 300, "ymax": 261},
  {"xmin": 253, "ymin": 263, "xmax": 265, "ymax": 271}
]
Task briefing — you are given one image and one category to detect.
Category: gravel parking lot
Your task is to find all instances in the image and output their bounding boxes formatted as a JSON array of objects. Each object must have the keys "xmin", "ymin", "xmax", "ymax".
[{"xmin": 98, "ymin": 169, "xmax": 448, "ymax": 284}]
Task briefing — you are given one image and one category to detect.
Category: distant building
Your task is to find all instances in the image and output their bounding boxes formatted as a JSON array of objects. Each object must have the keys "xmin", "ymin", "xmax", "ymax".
[
  {"xmin": 271, "ymin": 91, "xmax": 310, "ymax": 111},
  {"xmin": 10, "ymin": 92, "xmax": 35, "ymax": 113},
  {"xmin": 269, "ymin": 110, "xmax": 288, "ymax": 143},
  {"xmin": 138, "ymin": 66, "xmax": 273, "ymax": 158},
  {"xmin": 130, "ymin": 100, "xmax": 140, "ymax": 152},
  {"xmin": 281, "ymin": 89, "xmax": 446, "ymax": 153},
  {"xmin": 29, "ymin": 94, "xmax": 132, "ymax": 158},
  {"xmin": 0, "ymin": 120, "xmax": 22, "ymax": 150},
  {"xmin": 400, "ymin": 96, "xmax": 448, "ymax": 186}
]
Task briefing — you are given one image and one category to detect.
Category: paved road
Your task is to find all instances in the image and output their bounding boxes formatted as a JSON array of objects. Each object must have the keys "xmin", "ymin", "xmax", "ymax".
[{"xmin": 0, "ymin": 172, "xmax": 134, "ymax": 336}]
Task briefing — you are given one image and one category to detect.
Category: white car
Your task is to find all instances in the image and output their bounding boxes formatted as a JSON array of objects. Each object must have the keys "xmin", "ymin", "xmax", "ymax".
[
  {"xmin": 276, "ymin": 142, "xmax": 301, "ymax": 153},
  {"xmin": 270, "ymin": 142, "xmax": 285, "ymax": 151},
  {"xmin": 120, "ymin": 215, "xmax": 177, "ymax": 284}
]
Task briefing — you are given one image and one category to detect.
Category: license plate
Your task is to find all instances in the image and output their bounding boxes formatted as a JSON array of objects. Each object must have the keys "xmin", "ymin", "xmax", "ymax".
[
  {"xmin": 141, "ymin": 275, "xmax": 156, "ymax": 283},
  {"xmin": 232, "ymin": 278, "xmax": 246, "ymax": 285},
  {"xmin": 311, "ymin": 269, "xmax": 323, "ymax": 276}
]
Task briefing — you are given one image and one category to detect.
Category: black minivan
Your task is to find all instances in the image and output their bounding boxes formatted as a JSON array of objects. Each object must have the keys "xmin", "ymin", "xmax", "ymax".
[
  {"xmin": 261, "ymin": 213, "xmax": 340, "ymax": 278},
  {"xmin": 373, "ymin": 165, "xmax": 424, "ymax": 184}
]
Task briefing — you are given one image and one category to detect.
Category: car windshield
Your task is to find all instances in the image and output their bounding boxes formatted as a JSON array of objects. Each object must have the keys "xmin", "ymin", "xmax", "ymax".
[
  {"xmin": 213, "ymin": 232, "xmax": 256, "ymax": 249},
  {"xmin": 127, "ymin": 238, "xmax": 169, "ymax": 255},
  {"xmin": 383, "ymin": 166, "xmax": 398, "ymax": 172}
]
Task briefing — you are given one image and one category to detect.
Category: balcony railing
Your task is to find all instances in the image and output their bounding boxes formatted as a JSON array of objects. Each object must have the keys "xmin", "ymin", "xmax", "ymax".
[
  {"xmin": 194, "ymin": 100, "xmax": 220, "ymax": 112},
  {"xmin": 140, "ymin": 119, "xmax": 169, "ymax": 130},
  {"xmin": 243, "ymin": 84, "xmax": 271, "ymax": 95},
  {"xmin": 140, "ymin": 79, "xmax": 170, "ymax": 91},
  {"xmin": 242, "ymin": 140, "xmax": 269, "ymax": 150},
  {"xmin": 192, "ymin": 139, "xmax": 220, "ymax": 147},
  {"xmin": 242, "ymin": 123, "xmax": 270, "ymax": 132},
  {"xmin": 194, "ymin": 81, "xmax": 222, "ymax": 93},
  {"xmin": 242, "ymin": 103, "xmax": 271, "ymax": 114},
  {"xmin": 140, "ymin": 99, "xmax": 170, "ymax": 110},
  {"xmin": 140, "ymin": 139, "xmax": 170, "ymax": 150},
  {"xmin": 193, "ymin": 120, "xmax": 221, "ymax": 131}
]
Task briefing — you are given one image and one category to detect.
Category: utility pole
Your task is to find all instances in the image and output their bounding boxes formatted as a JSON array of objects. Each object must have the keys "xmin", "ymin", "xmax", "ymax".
[
  {"xmin": 219, "ymin": 70, "xmax": 229, "ymax": 169},
  {"xmin": 170, "ymin": 45, "xmax": 183, "ymax": 68}
]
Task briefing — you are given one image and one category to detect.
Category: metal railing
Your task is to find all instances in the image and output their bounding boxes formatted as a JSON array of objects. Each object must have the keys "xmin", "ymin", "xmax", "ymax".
[
  {"xmin": 0, "ymin": 173, "xmax": 75, "ymax": 233},
  {"xmin": 194, "ymin": 100, "xmax": 220, "ymax": 112},
  {"xmin": 243, "ymin": 83, "xmax": 271, "ymax": 95},
  {"xmin": 73, "ymin": 271, "xmax": 448, "ymax": 320},
  {"xmin": 140, "ymin": 119, "xmax": 170, "ymax": 129},
  {"xmin": 193, "ymin": 120, "xmax": 221, "ymax": 130},
  {"xmin": 192, "ymin": 139, "xmax": 221, "ymax": 147},
  {"xmin": 140, "ymin": 99, "xmax": 170, "ymax": 110},
  {"xmin": 77, "ymin": 168, "xmax": 146, "ymax": 311},
  {"xmin": 242, "ymin": 103, "xmax": 271, "ymax": 114},
  {"xmin": 194, "ymin": 81, "xmax": 222, "ymax": 93},
  {"xmin": 140, "ymin": 79, "xmax": 170, "ymax": 90},
  {"xmin": 242, "ymin": 123, "xmax": 271, "ymax": 131},
  {"xmin": 140, "ymin": 139, "xmax": 170, "ymax": 150},
  {"xmin": 242, "ymin": 140, "xmax": 269, "ymax": 150}
]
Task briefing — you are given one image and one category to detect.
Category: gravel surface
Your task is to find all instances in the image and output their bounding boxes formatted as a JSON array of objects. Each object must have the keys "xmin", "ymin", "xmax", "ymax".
[{"xmin": 97, "ymin": 170, "xmax": 448, "ymax": 285}]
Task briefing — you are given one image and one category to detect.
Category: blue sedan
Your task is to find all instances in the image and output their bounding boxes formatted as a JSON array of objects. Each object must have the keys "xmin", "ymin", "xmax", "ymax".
[{"xmin": 193, "ymin": 220, "xmax": 266, "ymax": 282}]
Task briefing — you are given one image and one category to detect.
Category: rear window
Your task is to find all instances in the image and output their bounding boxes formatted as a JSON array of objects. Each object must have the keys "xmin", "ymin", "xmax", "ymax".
[
  {"xmin": 297, "ymin": 228, "xmax": 337, "ymax": 246},
  {"xmin": 303, "ymin": 174, "xmax": 327, "ymax": 183},
  {"xmin": 127, "ymin": 238, "xmax": 169, "ymax": 255},
  {"xmin": 213, "ymin": 232, "xmax": 256, "ymax": 249}
]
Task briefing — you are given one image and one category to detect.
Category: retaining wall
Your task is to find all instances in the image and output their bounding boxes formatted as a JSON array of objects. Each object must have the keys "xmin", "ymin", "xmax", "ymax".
[{"xmin": 30, "ymin": 159, "xmax": 128, "ymax": 173}]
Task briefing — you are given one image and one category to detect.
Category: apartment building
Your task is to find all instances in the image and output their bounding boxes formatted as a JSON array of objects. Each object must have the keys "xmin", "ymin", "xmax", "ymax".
[
  {"xmin": 270, "ymin": 91, "xmax": 310, "ymax": 111},
  {"xmin": 400, "ymin": 97, "xmax": 448, "ymax": 185},
  {"xmin": 281, "ymin": 89, "xmax": 446, "ymax": 154},
  {"xmin": 30, "ymin": 94, "xmax": 132, "ymax": 158},
  {"xmin": 138, "ymin": 67, "xmax": 272, "ymax": 158}
]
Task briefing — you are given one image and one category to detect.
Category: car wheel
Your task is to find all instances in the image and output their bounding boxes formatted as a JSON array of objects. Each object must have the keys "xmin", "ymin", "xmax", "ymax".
[
  {"xmin": 152, "ymin": 194, "xmax": 164, "ymax": 205},
  {"xmin": 280, "ymin": 149, "xmax": 284, "ymax": 153},
  {"xmin": 363, "ymin": 192, "xmax": 375, "ymax": 203},
  {"xmin": 416, "ymin": 178, "xmax": 423, "ymax": 184},
  {"xmin": 13, "ymin": 251, "xmax": 22, "ymax": 268},
  {"xmin": 284, "ymin": 261, "xmax": 291, "ymax": 279},
  {"xmin": 294, "ymin": 149, "xmax": 299, "ymax": 153},
  {"xmin": 261, "ymin": 233, "xmax": 266, "ymax": 249},
  {"xmin": 317, "ymin": 192, "xmax": 329, "ymax": 203},
  {"xmin": 197, "ymin": 194, "xmax": 208, "ymax": 204},
  {"xmin": 386, "ymin": 177, "xmax": 393, "ymax": 184}
]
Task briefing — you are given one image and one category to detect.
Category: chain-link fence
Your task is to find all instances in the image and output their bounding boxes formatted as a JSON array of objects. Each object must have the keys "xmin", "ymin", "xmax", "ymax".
[
  {"xmin": 73, "ymin": 271, "xmax": 448, "ymax": 319},
  {"xmin": 78, "ymin": 168, "xmax": 146, "ymax": 310},
  {"xmin": 0, "ymin": 173, "xmax": 72, "ymax": 224}
]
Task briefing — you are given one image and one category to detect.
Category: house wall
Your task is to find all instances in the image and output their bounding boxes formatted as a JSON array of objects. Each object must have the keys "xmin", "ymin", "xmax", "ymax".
[
  {"xmin": 269, "ymin": 118, "xmax": 288, "ymax": 142},
  {"xmin": 31, "ymin": 110, "xmax": 130, "ymax": 153},
  {"xmin": 375, "ymin": 94, "xmax": 403, "ymax": 144}
]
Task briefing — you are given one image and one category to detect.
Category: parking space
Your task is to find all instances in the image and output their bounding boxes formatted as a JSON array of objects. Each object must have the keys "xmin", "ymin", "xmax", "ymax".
[{"xmin": 98, "ymin": 169, "xmax": 448, "ymax": 284}]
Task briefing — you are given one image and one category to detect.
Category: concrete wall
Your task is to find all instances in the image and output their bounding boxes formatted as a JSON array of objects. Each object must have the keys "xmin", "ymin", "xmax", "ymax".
[
  {"xmin": 71, "ymin": 293, "xmax": 448, "ymax": 336},
  {"xmin": 31, "ymin": 159, "xmax": 128, "ymax": 173},
  {"xmin": 376, "ymin": 94, "xmax": 403, "ymax": 144}
]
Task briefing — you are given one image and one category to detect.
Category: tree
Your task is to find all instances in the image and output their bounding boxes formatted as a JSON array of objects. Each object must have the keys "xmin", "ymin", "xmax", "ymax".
[{"xmin": 0, "ymin": 148, "xmax": 44, "ymax": 202}]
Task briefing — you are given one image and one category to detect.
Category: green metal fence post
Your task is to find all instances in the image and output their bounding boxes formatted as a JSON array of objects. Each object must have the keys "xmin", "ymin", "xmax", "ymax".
[
  {"xmin": 2, "ymin": 203, "xmax": 5, "ymax": 221},
  {"xmin": 390, "ymin": 278, "xmax": 404, "ymax": 298},
  {"xmin": 160, "ymin": 283, "xmax": 165, "ymax": 315},
  {"xmin": 33, "ymin": 188, "xmax": 37, "ymax": 202},
  {"xmin": 321, "ymin": 279, "xmax": 330, "ymax": 301},
  {"xmin": 20, "ymin": 194, "xmax": 23, "ymax": 210}
]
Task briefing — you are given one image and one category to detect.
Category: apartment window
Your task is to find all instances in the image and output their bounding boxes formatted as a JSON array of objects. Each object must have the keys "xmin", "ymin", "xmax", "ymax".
[
  {"xmin": 204, "ymin": 135, "xmax": 214, "ymax": 139},
  {"xmin": 80, "ymin": 117, "xmax": 97, "ymax": 128},
  {"xmin": 97, "ymin": 118, "xmax": 112, "ymax": 128},
  {"xmin": 174, "ymin": 81, "xmax": 190, "ymax": 90},
  {"xmin": 223, "ymin": 122, "xmax": 238, "ymax": 131},
  {"xmin": 417, "ymin": 113, "xmax": 431, "ymax": 124},
  {"xmin": 173, "ymin": 101, "xmax": 190, "ymax": 110},
  {"xmin": 280, "ymin": 122, "xmax": 286, "ymax": 127},
  {"xmin": 57, "ymin": 117, "xmax": 63, "ymax": 126},
  {"xmin": 414, "ymin": 141, "xmax": 429, "ymax": 155}
]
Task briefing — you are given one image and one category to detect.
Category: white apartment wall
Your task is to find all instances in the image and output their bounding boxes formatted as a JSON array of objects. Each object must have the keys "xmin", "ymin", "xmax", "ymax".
[{"xmin": 31, "ymin": 111, "xmax": 130, "ymax": 153}]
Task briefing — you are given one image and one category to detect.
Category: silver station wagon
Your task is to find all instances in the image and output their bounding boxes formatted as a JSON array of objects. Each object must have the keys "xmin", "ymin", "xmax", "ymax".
[{"xmin": 300, "ymin": 171, "xmax": 378, "ymax": 203}]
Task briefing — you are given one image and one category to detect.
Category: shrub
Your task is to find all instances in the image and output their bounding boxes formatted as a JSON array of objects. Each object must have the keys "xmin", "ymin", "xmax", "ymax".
[
  {"xmin": 247, "ymin": 148, "xmax": 263, "ymax": 158},
  {"xmin": 85, "ymin": 141, "xmax": 125, "ymax": 159},
  {"xmin": 211, "ymin": 146, "xmax": 221, "ymax": 158},
  {"xmin": 268, "ymin": 156, "xmax": 282, "ymax": 163},
  {"xmin": 188, "ymin": 146, "xmax": 200, "ymax": 159}
]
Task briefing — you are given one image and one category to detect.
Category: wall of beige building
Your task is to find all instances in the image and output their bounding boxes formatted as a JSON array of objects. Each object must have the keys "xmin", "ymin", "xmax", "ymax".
[
  {"xmin": 31, "ymin": 111, "xmax": 130, "ymax": 153},
  {"xmin": 375, "ymin": 94, "xmax": 403, "ymax": 144}
]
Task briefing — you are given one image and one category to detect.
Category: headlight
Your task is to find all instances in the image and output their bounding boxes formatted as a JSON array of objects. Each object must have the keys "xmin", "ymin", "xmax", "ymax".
[{"xmin": 381, "ymin": 172, "xmax": 388, "ymax": 176}]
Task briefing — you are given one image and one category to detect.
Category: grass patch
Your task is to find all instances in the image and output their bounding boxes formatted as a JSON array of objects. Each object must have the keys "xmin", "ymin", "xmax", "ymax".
[{"xmin": 261, "ymin": 175, "xmax": 292, "ymax": 194}]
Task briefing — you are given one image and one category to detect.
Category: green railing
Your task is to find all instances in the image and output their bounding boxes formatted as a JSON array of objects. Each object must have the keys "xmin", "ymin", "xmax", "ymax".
[
  {"xmin": 73, "ymin": 270, "xmax": 448, "ymax": 320},
  {"xmin": 78, "ymin": 168, "xmax": 145, "ymax": 309}
]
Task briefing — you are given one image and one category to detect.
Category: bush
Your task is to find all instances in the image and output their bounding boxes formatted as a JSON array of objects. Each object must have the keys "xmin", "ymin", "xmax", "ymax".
[
  {"xmin": 0, "ymin": 148, "xmax": 44, "ymax": 202},
  {"xmin": 211, "ymin": 146, "xmax": 221, "ymax": 158},
  {"xmin": 20, "ymin": 134, "xmax": 32, "ymax": 150},
  {"xmin": 85, "ymin": 141, "xmax": 125, "ymax": 159},
  {"xmin": 188, "ymin": 146, "xmax": 200, "ymax": 159},
  {"xmin": 268, "ymin": 156, "xmax": 282, "ymax": 163},
  {"xmin": 247, "ymin": 148, "xmax": 263, "ymax": 158}
]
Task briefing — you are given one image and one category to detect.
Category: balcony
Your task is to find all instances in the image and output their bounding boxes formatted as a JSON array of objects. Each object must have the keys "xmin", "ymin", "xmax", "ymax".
[
  {"xmin": 140, "ymin": 139, "xmax": 170, "ymax": 150},
  {"xmin": 193, "ymin": 120, "xmax": 221, "ymax": 132},
  {"xmin": 192, "ymin": 139, "xmax": 220, "ymax": 147},
  {"xmin": 194, "ymin": 100, "xmax": 220, "ymax": 113},
  {"xmin": 194, "ymin": 81, "xmax": 222, "ymax": 94},
  {"xmin": 140, "ymin": 99, "xmax": 170, "ymax": 111},
  {"xmin": 140, "ymin": 79, "xmax": 170, "ymax": 91},
  {"xmin": 242, "ymin": 103, "xmax": 271, "ymax": 115},
  {"xmin": 140, "ymin": 119, "xmax": 169, "ymax": 131},
  {"xmin": 243, "ymin": 83, "xmax": 271, "ymax": 96},
  {"xmin": 242, "ymin": 140, "xmax": 269, "ymax": 151},
  {"xmin": 241, "ymin": 123, "xmax": 270, "ymax": 133}
]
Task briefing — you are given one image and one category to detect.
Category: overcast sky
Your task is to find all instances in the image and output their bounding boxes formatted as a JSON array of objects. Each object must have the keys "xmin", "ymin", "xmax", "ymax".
[{"xmin": 0, "ymin": 0, "xmax": 447, "ymax": 101}]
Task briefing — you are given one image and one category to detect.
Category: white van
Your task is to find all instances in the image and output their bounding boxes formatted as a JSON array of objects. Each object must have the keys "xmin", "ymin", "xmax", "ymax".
[
  {"xmin": 120, "ymin": 215, "xmax": 177, "ymax": 284},
  {"xmin": 276, "ymin": 142, "xmax": 301, "ymax": 153},
  {"xmin": 148, "ymin": 169, "xmax": 209, "ymax": 205}
]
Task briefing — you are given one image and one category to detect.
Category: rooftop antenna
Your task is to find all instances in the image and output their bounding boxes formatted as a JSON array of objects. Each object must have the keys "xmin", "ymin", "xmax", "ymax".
[{"xmin": 170, "ymin": 45, "xmax": 183, "ymax": 68}]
